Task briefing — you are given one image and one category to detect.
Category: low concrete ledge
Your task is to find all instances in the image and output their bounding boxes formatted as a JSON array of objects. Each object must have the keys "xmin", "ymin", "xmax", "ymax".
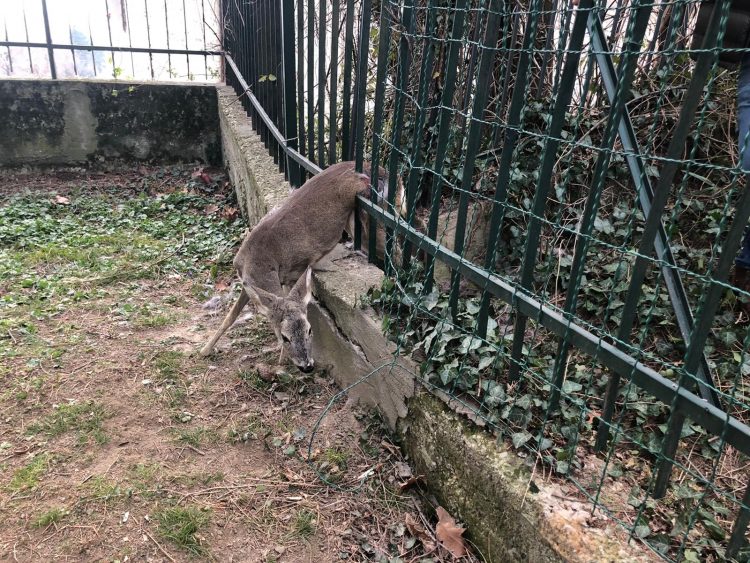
[
  {"xmin": 216, "ymin": 85, "xmax": 289, "ymax": 226},
  {"xmin": 218, "ymin": 92, "xmax": 650, "ymax": 563}
]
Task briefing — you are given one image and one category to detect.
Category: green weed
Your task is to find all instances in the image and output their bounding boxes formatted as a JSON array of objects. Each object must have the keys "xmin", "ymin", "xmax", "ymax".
[
  {"xmin": 155, "ymin": 505, "xmax": 211, "ymax": 555},
  {"xmin": 32, "ymin": 507, "xmax": 68, "ymax": 528},
  {"xmin": 9, "ymin": 454, "xmax": 49, "ymax": 491},
  {"xmin": 28, "ymin": 401, "xmax": 108, "ymax": 445}
]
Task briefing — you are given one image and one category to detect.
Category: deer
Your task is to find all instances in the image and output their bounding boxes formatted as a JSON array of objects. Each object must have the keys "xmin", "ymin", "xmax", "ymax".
[{"xmin": 199, "ymin": 160, "xmax": 403, "ymax": 373}]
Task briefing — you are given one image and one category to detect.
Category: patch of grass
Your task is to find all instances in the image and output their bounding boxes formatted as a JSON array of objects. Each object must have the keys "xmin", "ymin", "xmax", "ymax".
[
  {"xmin": 29, "ymin": 401, "xmax": 109, "ymax": 445},
  {"xmin": 323, "ymin": 448, "xmax": 349, "ymax": 470},
  {"xmin": 174, "ymin": 471, "xmax": 225, "ymax": 487},
  {"xmin": 174, "ymin": 426, "xmax": 217, "ymax": 448},
  {"xmin": 155, "ymin": 505, "xmax": 211, "ymax": 555},
  {"xmin": 9, "ymin": 454, "xmax": 49, "ymax": 491},
  {"xmin": 32, "ymin": 507, "xmax": 68, "ymax": 528},
  {"xmin": 82, "ymin": 476, "xmax": 123, "ymax": 501},
  {"xmin": 238, "ymin": 369, "xmax": 273, "ymax": 391},
  {"xmin": 152, "ymin": 350, "xmax": 184, "ymax": 379},
  {"xmin": 291, "ymin": 509, "xmax": 316, "ymax": 539},
  {"xmin": 129, "ymin": 463, "xmax": 163, "ymax": 497},
  {"xmin": 227, "ymin": 413, "xmax": 266, "ymax": 443}
]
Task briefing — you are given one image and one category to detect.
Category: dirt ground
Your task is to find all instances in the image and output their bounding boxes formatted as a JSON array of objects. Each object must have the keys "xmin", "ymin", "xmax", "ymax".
[{"xmin": 0, "ymin": 166, "xmax": 479, "ymax": 563}]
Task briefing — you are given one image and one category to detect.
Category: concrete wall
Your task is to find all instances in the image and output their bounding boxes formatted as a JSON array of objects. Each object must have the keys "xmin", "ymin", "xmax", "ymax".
[{"xmin": 0, "ymin": 79, "xmax": 220, "ymax": 166}]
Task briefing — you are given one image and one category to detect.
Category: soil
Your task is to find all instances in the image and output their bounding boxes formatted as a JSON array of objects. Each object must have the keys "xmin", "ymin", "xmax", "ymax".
[{"xmin": 0, "ymin": 166, "xmax": 475, "ymax": 563}]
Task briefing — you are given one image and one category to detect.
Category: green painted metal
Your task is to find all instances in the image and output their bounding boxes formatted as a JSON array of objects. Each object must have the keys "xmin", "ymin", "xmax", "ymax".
[
  {"xmin": 368, "ymin": 1, "xmax": 393, "ymax": 264},
  {"xmin": 545, "ymin": 0, "xmax": 652, "ymax": 411},
  {"xmin": 329, "ymin": 0, "xmax": 340, "ymax": 164},
  {"xmin": 477, "ymin": 0, "xmax": 544, "ymax": 339},
  {"xmin": 280, "ymin": 0, "xmax": 302, "ymax": 188},
  {"xmin": 383, "ymin": 0, "xmax": 416, "ymax": 268},
  {"xmin": 401, "ymin": 0, "xmax": 438, "ymax": 267},
  {"xmin": 318, "ymin": 0, "xmax": 326, "ymax": 166},
  {"xmin": 595, "ymin": 0, "xmax": 728, "ymax": 452},
  {"xmin": 448, "ymin": 1, "xmax": 503, "ymax": 315},
  {"xmin": 423, "ymin": 0, "xmax": 468, "ymax": 293},
  {"xmin": 341, "ymin": 0, "xmax": 355, "ymax": 161}
]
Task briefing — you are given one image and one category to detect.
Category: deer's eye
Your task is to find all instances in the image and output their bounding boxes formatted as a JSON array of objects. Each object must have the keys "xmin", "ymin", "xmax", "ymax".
[
  {"xmin": 307, "ymin": 327, "xmax": 312, "ymax": 336},
  {"xmin": 282, "ymin": 335, "xmax": 290, "ymax": 343}
]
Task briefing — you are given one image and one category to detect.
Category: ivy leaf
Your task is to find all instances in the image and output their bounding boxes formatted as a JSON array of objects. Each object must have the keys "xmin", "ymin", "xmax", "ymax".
[{"xmin": 512, "ymin": 431, "xmax": 532, "ymax": 448}]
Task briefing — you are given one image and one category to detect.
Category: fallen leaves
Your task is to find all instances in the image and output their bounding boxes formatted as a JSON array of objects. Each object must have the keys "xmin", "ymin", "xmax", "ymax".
[
  {"xmin": 53, "ymin": 195, "xmax": 70, "ymax": 205},
  {"xmin": 405, "ymin": 513, "xmax": 435, "ymax": 551},
  {"xmin": 435, "ymin": 506, "xmax": 467, "ymax": 558}
]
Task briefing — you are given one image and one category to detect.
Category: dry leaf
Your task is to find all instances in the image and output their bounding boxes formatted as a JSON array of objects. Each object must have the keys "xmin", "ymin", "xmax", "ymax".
[
  {"xmin": 204, "ymin": 203, "xmax": 219, "ymax": 214},
  {"xmin": 405, "ymin": 513, "xmax": 435, "ymax": 551},
  {"xmin": 54, "ymin": 195, "xmax": 70, "ymax": 205},
  {"xmin": 191, "ymin": 167, "xmax": 212, "ymax": 185},
  {"xmin": 435, "ymin": 506, "xmax": 466, "ymax": 558},
  {"xmin": 398, "ymin": 474, "xmax": 424, "ymax": 492},
  {"xmin": 221, "ymin": 206, "xmax": 239, "ymax": 221},
  {"xmin": 215, "ymin": 280, "xmax": 229, "ymax": 292}
]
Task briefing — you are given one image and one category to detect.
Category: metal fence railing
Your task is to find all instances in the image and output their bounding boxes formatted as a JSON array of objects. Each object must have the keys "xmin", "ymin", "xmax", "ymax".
[
  {"xmin": 219, "ymin": 0, "xmax": 750, "ymax": 560},
  {"xmin": 0, "ymin": 0, "xmax": 222, "ymax": 81}
]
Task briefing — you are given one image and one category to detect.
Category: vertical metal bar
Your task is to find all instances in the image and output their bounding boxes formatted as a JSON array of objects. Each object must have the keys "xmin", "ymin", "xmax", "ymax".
[
  {"xmin": 383, "ymin": 1, "xmax": 417, "ymax": 267},
  {"xmin": 595, "ymin": 0, "xmax": 727, "ymax": 451},
  {"xmin": 88, "ymin": 18, "xmax": 98, "ymax": 76},
  {"xmin": 496, "ymin": 10, "xmax": 519, "ymax": 125},
  {"xmin": 551, "ymin": 4, "xmax": 574, "ymax": 94},
  {"xmin": 297, "ymin": 0, "xmax": 306, "ymax": 159},
  {"xmin": 353, "ymin": 0, "xmax": 373, "ymax": 251},
  {"xmin": 329, "ymin": 0, "xmax": 340, "ymax": 164},
  {"xmin": 125, "ymin": 0, "xmax": 135, "ymax": 76},
  {"xmin": 23, "ymin": 8, "xmax": 34, "ymax": 74},
  {"xmin": 271, "ymin": 0, "xmax": 282, "ymax": 162},
  {"xmin": 482, "ymin": 0, "xmax": 590, "ymax": 342},
  {"xmin": 476, "ymin": 0, "xmax": 545, "ymax": 336},
  {"xmin": 282, "ymin": 0, "xmax": 302, "ymax": 187},
  {"xmin": 423, "ymin": 0, "xmax": 468, "ymax": 293},
  {"xmin": 202, "ymin": 0, "xmax": 208, "ymax": 79},
  {"xmin": 307, "ymin": 0, "xmax": 315, "ymax": 163},
  {"xmin": 318, "ymin": 0, "xmax": 327, "ymax": 166},
  {"xmin": 164, "ymin": 0, "xmax": 173, "ymax": 76},
  {"xmin": 68, "ymin": 25, "xmax": 78, "ymax": 76},
  {"xmin": 342, "ymin": 0, "xmax": 356, "ymax": 161},
  {"xmin": 727, "ymin": 480, "xmax": 750, "ymax": 560},
  {"xmin": 652, "ymin": 411, "xmax": 686, "ymax": 498},
  {"xmin": 536, "ymin": 0, "xmax": 558, "ymax": 97},
  {"xmin": 183, "ymin": 0, "xmax": 191, "ymax": 78},
  {"xmin": 246, "ymin": 0, "xmax": 257, "ymax": 129},
  {"xmin": 448, "ymin": 2, "xmax": 504, "ymax": 315},
  {"xmin": 5, "ymin": 21, "xmax": 14, "ymax": 75},
  {"xmin": 401, "ymin": 0, "xmax": 438, "ymax": 266},
  {"xmin": 41, "ymin": 0, "xmax": 57, "ymax": 78},
  {"xmin": 104, "ymin": 0, "xmax": 117, "ymax": 78},
  {"xmin": 368, "ymin": 1, "xmax": 394, "ymax": 261},
  {"xmin": 546, "ymin": 0, "xmax": 652, "ymax": 408},
  {"xmin": 353, "ymin": 0, "xmax": 373, "ymax": 171},
  {"xmin": 144, "ymin": 0, "xmax": 154, "ymax": 79},
  {"xmin": 586, "ymin": 9, "xmax": 715, "ymax": 402},
  {"xmin": 653, "ymin": 178, "xmax": 750, "ymax": 497}
]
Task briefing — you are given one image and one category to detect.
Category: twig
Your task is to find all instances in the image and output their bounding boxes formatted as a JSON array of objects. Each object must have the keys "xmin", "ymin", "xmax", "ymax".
[
  {"xmin": 143, "ymin": 528, "xmax": 177, "ymax": 563},
  {"xmin": 187, "ymin": 444, "xmax": 206, "ymax": 456}
]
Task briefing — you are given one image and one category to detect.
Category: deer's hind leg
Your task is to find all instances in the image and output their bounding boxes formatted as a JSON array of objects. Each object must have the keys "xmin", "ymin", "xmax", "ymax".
[{"xmin": 199, "ymin": 289, "xmax": 251, "ymax": 356}]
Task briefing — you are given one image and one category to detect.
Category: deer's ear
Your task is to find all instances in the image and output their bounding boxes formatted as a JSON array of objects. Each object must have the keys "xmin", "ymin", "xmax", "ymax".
[
  {"xmin": 245, "ymin": 284, "xmax": 278, "ymax": 316},
  {"xmin": 289, "ymin": 268, "xmax": 312, "ymax": 307}
]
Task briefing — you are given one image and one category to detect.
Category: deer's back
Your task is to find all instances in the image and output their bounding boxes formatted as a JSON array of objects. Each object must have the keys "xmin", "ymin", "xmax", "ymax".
[{"xmin": 236, "ymin": 161, "xmax": 370, "ymax": 291}]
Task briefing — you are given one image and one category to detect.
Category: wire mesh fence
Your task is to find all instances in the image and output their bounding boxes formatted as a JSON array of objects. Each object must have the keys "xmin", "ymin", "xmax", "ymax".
[
  {"xmin": 0, "ymin": 0, "xmax": 222, "ymax": 81},
  {"xmin": 220, "ymin": 0, "xmax": 750, "ymax": 560}
]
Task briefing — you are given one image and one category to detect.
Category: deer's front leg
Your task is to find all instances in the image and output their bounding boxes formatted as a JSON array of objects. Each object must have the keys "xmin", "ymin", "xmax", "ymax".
[{"xmin": 278, "ymin": 340, "xmax": 285, "ymax": 365}]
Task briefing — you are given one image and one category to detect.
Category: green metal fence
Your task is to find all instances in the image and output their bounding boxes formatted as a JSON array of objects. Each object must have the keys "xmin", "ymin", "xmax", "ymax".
[{"xmin": 222, "ymin": 0, "xmax": 750, "ymax": 559}]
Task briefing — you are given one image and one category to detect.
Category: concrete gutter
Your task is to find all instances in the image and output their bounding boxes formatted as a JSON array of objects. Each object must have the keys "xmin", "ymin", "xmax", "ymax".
[{"xmin": 216, "ymin": 85, "xmax": 651, "ymax": 563}]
